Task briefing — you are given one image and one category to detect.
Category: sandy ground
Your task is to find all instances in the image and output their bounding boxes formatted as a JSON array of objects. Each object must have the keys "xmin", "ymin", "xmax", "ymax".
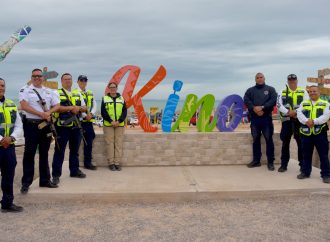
[
  {"xmin": 7, "ymin": 121, "xmax": 325, "ymax": 242},
  {"xmin": 1, "ymin": 194, "xmax": 330, "ymax": 242}
]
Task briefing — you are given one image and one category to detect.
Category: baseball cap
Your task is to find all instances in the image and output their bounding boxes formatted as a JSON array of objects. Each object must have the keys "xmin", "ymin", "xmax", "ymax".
[
  {"xmin": 287, "ymin": 74, "xmax": 297, "ymax": 80},
  {"xmin": 78, "ymin": 75, "xmax": 88, "ymax": 81}
]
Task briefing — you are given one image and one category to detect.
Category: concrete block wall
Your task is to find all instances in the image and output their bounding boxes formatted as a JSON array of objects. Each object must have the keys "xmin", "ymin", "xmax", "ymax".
[{"xmin": 86, "ymin": 132, "xmax": 283, "ymax": 166}]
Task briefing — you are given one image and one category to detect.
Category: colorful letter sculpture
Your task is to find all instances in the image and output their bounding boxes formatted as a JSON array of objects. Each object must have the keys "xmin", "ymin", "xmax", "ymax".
[
  {"xmin": 0, "ymin": 25, "xmax": 32, "ymax": 62},
  {"xmin": 216, "ymin": 94, "xmax": 244, "ymax": 132},
  {"xmin": 162, "ymin": 80, "xmax": 183, "ymax": 132},
  {"xmin": 105, "ymin": 65, "xmax": 245, "ymax": 132},
  {"xmin": 172, "ymin": 94, "xmax": 217, "ymax": 132},
  {"xmin": 105, "ymin": 65, "xmax": 166, "ymax": 132}
]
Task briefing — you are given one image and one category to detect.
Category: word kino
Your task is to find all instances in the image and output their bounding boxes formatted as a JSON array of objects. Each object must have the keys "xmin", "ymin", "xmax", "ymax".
[{"xmin": 105, "ymin": 65, "xmax": 243, "ymax": 133}]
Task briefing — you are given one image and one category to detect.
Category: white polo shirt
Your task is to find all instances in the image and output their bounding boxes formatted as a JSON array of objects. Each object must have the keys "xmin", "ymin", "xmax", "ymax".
[{"xmin": 19, "ymin": 84, "xmax": 60, "ymax": 119}]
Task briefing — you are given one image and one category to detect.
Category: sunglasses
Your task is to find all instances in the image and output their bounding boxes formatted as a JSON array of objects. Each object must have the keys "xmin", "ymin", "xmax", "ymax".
[
  {"xmin": 79, "ymin": 79, "xmax": 88, "ymax": 82},
  {"xmin": 32, "ymin": 75, "xmax": 43, "ymax": 78}
]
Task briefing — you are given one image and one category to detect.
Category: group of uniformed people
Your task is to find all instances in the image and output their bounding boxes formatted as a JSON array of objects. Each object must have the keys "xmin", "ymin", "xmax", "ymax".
[
  {"xmin": 1, "ymin": 70, "xmax": 329, "ymax": 213},
  {"xmin": 0, "ymin": 68, "xmax": 127, "ymax": 212},
  {"xmin": 244, "ymin": 73, "xmax": 330, "ymax": 185}
]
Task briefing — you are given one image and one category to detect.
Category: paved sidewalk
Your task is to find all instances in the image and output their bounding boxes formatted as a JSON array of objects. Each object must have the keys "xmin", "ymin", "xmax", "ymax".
[{"xmin": 21, "ymin": 160, "xmax": 330, "ymax": 203}]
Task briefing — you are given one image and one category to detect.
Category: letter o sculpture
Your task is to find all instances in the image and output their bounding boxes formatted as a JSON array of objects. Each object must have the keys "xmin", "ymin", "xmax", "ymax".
[{"xmin": 216, "ymin": 94, "xmax": 244, "ymax": 132}]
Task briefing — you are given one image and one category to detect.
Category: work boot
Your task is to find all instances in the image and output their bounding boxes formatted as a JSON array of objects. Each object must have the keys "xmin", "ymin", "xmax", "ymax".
[
  {"xmin": 247, "ymin": 161, "xmax": 261, "ymax": 168},
  {"xmin": 1, "ymin": 204, "xmax": 23, "ymax": 213},
  {"xmin": 52, "ymin": 177, "xmax": 60, "ymax": 185},
  {"xmin": 322, "ymin": 177, "xmax": 330, "ymax": 184},
  {"xmin": 267, "ymin": 163, "xmax": 275, "ymax": 171},
  {"xmin": 297, "ymin": 173, "xmax": 310, "ymax": 179},
  {"xmin": 278, "ymin": 166, "xmax": 287, "ymax": 172},
  {"xmin": 20, "ymin": 185, "xmax": 29, "ymax": 195},
  {"xmin": 109, "ymin": 164, "xmax": 116, "ymax": 171}
]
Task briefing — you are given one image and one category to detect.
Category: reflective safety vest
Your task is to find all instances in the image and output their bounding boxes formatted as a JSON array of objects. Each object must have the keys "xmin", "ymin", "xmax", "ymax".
[
  {"xmin": 280, "ymin": 87, "xmax": 305, "ymax": 122},
  {"xmin": 0, "ymin": 98, "xmax": 17, "ymax": 144},
  {"xmin": 300, "ymin": 98, "xmax": 328, "ymax": 136},
  {"xmin": 103, "ymin": 95, "xmax": 125, "ymax": 127},
  {"xmin": 73, "ymin": 88, "xmax": 95, "ymax": 123},
  {"xmin": 54, "ymin": 88, "xmax": 82, "ymax": 127}
]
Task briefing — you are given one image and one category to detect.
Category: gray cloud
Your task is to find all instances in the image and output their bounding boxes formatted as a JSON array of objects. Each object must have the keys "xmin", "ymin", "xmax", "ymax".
[{"xmin": 1, "ymin": 0, "xmax": 329, "ymax": 101}]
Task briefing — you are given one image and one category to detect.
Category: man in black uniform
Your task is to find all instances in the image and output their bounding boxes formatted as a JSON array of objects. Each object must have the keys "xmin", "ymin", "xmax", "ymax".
[
  {"xmin": 244, "ymin": 72, "xmax": 277, "ymax": 170},
  {"xmin": 0, "ymin": 77, "xmax": 23, "ymax": 212}
]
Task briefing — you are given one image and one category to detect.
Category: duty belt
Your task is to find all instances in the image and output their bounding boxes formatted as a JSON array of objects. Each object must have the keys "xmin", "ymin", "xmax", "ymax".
[{"xmin": 26, "ymin": 118, "xmax": 43, "ymax": 124}]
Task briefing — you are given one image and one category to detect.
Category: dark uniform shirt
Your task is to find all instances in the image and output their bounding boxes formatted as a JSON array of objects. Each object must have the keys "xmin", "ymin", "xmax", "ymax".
[{"xmin": 244, "ymin": 84, "xmax": 277, "ymax": 119}]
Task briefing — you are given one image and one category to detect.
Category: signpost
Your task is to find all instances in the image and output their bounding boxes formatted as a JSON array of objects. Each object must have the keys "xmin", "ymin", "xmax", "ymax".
[
  {"xmin": 27, "ymin": 66, "xmax": 58, "ymax": 89},
  {"xmin": 307, "ymin": 68, "xmax": 330, "ymax": 98}
]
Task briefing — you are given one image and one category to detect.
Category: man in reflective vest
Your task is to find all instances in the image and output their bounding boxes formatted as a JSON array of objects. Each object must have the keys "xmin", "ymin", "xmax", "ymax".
[
  {"xmin": 51, "ymin": 73, "xmax": 87, "ymax": 186},
  {"xmin": 0, "ymin": 78, "xmax": 23, "ymax": 212},
  {"xmin": 296, "ymin": 85, "xmax": 330, "ymax": 183},
  {"xmin": 277, "ymin": 74, "xmax": 307, "ymax": 172},
  {"xmin": 73, "ymin": 75, "xmax": 97, "ymax": 170}
]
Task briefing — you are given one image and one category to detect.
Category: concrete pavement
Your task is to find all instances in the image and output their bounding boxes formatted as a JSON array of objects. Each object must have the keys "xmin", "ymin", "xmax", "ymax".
[{"xmin": 19, "ymin": 159, "xmax": 330, "ymax": 204}]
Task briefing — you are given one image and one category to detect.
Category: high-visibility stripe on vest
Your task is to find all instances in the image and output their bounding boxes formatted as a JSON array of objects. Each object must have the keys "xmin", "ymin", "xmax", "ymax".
[
  {"xmin": 73, "ymin": 88, "xmax": 95, "ymax": 123},
  {"xmin": 280, "ymin": 87, "xmax": 305, "ymax": 122},
  {"xmin": 54, "ymin": 88, "xmax": 82, "ymax": 127},
  {"xmin": 103, "ymin": 95, "xmax": 125, "ymax": 127},
  {"xmin": 0, "ymin": 98, "xmax": 17, "ymax": 145},
  {"xmin": 300, "ymin": 98, "xmax": 328, "ymax": 136}
]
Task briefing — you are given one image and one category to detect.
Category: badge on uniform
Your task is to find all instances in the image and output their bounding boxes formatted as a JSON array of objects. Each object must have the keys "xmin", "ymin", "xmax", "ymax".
[{"xmin": 264, "ymin": 90, "xmax": 269, "ymax": 95}]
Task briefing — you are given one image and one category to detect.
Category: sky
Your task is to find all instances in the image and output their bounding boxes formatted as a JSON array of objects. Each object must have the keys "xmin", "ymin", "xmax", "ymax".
[{"xmin": 0, "ymin": 0, "xmax": 330, "ymax": 101}]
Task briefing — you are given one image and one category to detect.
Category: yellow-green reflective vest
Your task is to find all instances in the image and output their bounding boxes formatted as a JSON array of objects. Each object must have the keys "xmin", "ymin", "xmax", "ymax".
[
  {"xmin": 300, "ymin": 98, "xmax": 328, "ymax": 136},
  {"xmin": 103, "ymin": 95, "xmax": 125, "ymax": 127},
  {"xmin": 73, "ymin": 88, "xmax": 95, "ymax": 123},
  {"xmin": 280, "ymin": 87, "xmax": 305, "ymax": 122},
  {"xmin": 55, "ymin": 88, "xmax": 82, "ymax": 127},
  {"xmin": 0, "ymin": 98, "xmax": 17, "ymax": 144}
]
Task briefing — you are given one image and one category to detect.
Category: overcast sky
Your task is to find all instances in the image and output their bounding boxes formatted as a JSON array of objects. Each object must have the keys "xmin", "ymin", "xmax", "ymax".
[{"xmin": 1, "ymin": 0, "xmax": 329, "ymax": 101}]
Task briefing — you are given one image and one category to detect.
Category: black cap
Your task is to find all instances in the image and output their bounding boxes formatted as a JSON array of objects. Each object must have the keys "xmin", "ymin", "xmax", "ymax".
[
  {"xmin": 78, "ymin": 75, "xmax": 88, "ymax": 81},
  {"xmin": 287, "ymin": 74, "xmax": 297, "ymax": 80}
]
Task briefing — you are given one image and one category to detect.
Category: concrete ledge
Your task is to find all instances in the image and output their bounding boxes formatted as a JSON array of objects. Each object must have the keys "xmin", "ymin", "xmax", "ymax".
[
  {"xmin": 87, "ymin": 132, "xmax": 283, "ymax": 166},
  {"xmin": 20, "ymin": 160, "xmax": 330, "ymax": 203}
]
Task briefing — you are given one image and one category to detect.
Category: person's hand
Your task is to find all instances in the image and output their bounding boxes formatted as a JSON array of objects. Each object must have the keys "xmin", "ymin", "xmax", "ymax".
[
  {"xmin": 39, "ymin": 111, "xmax": 51, "ymax": 121},
  {"xmin": 287, "ymin": 110, "xmax": 297, "ymax": 118},
  {"xmin": 253, "ymin": 106, "xmax": 263, "ymax": 114},
  {"xmin": 256, "ymin": 110, "xmax": 264, "ymax": 116},
  {"xmin": 0, "ymin": 137, "xmax": 12, "ymax": 149},
  {"xmin": 111, "ymin": 121, "xmax": 118, "ymax": 127},
  {"xmin": 306, "ymin": 119, "xmax": 314, "ymax": 128},
  {"xmin": 71, "ymin": 106, "xmax": 80, "ymax": 115},
  {"xmin": 85, "ymin": 113, "xmax": 93, "ymax": 121}
]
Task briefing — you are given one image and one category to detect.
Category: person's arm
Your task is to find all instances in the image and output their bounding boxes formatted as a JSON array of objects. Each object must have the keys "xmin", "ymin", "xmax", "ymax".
[
  {"xmin": 0, "ymin": 110, "xmax": 23, "ymax": 148},
  {"xmin": 296, "ymin": 103, "xmax": 308, "ymax": 124},
  {"xmin": 263, "ymin": 87, "xmax": 277, "ymax": 112},
  {"xmin": 90, "ymin": 97, "xmax": 97, "ymax": 115},
  {"xmin": 277, "ymin": 92, "xmax": 289, "ymax": 115},
  {"xmin": 313, "ymin": 102, "xmax": 330, "ymax": 125},
  {"xmin": 243, "ymin": 88, "xmax": 254, "ymax": 112},
  {"xmin": 117, "ymin": 102, "xmax": 127, "ymax": 123},
  {"xmin": 10, "ymin": 110, "xmax": 23, "ymax": 140},
  {"xmin": 101, "ymin": 98, "xmax": 112, "ymax": 123}
]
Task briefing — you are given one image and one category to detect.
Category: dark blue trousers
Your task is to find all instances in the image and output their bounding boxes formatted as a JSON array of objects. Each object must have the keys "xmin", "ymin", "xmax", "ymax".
[
  {"xmin": 21, "ymin": 122, "xmax": 52, "ymax": 186},
  {"xmin": 250, "ymin": 116, "xmax": 275, "ymax": 163},
  {"xmin": 52, "ymin": 126, "xmax": 82, "ymax": 177},
  {"xmin": 301, "ymin": 132, "xmax": 330, "ymax": 178},
  {"xmin": 81, "ymin": 122, "xmax": 95, "ymax": 167},
  {"xmin": 280, "ymin": 119, "xmax": 303, "ymax": 168},
  {"xmin": 0, "ymin": 145, "xmax": 17, "ymax": 208}
]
